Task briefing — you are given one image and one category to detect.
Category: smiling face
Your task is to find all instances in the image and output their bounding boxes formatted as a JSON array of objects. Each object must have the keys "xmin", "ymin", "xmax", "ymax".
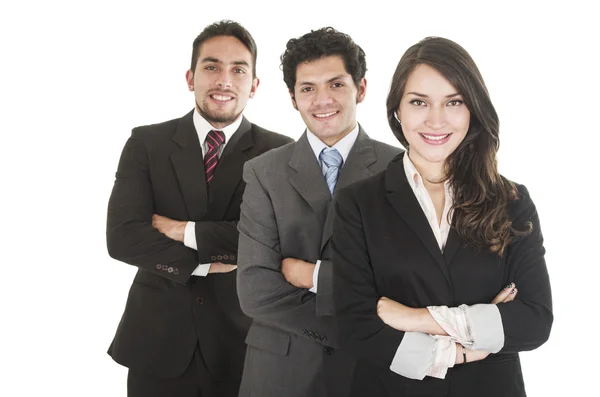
[
  {"xmin": 397, "ymin": 63, "xmax": 470, "ymax": 169},
  {"xmin": 291, "ymin": 55, "xmax": 366, "ymax": 146},
  {"xmin": 185, "ymin": 35, "xmax": 259, "ymax": 129}
]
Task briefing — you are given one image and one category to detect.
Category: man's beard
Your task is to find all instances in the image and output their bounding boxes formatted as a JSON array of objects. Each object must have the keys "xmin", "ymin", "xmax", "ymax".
[{"xmin": 196, "ymin": 99, "xmax": 241, "ymax": 125}]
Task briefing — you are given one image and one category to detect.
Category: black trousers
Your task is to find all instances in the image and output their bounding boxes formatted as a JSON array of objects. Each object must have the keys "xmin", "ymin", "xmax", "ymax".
[{"xmin": 127, "ymin": 344, "xmax": 240, "ymax": 397}]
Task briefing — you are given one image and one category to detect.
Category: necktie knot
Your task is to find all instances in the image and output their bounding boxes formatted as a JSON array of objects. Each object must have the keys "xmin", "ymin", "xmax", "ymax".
[
  {"xmin": 205, "ymin": 129, "xmax": 226, "ymax": 151},
  {"xmin": 320, "ymin": 147, "xmax": 343, "ymax": 168},
  {"xmin": 319, "ymin": 148, "xmax": 343, "ymax": 196}
]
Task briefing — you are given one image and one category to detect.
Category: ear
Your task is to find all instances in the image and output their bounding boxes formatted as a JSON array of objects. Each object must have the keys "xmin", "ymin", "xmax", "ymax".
[
  {"xmin": 289, "ymin": 90, "xmax": 298, "ymax": 110},
  {"xmin": 185, "ymin": 70, "xmax": 194, "ymax": 91},
  {"xmin": 249, "ymin": 77, "xmax": 260, "ymax": 98},
  {"xmin": 356, "ymin": 77, "xmax": 367, "ymax": 104},
  {"xmin": 394, "ymin": 109, "xmax": 401, "ymax": 124}
]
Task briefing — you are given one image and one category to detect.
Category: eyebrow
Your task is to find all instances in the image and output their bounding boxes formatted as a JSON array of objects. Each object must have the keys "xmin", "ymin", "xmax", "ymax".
[
  {"xmin": 200, "ymin": 57, "xmax": 250, "ymax": 67},
  {"xmin": 406, "ymin": 91, "xmax": 462, "ymax": 98},
  {"xmin": 297, "ymin": 74, "xmax": 347, "ymax": 86}
]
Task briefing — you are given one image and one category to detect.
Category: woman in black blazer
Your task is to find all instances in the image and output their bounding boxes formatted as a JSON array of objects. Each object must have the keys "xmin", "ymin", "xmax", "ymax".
[{"xmin": 332, "ymin": 37, "xmax": 552, "ymax": 397}]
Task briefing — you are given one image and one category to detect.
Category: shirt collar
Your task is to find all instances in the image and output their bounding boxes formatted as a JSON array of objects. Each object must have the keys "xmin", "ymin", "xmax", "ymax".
[
  {"xmin": 192, "ymin": 108, "xmax": 243, "ymax": 146},
  {"xmin": 403, "ymin": 152, "xmax": 423, "ymax": 190},
  {"xmin": 403, "ymin": 152, "xmax": 452, "ymax": 192},
  {"xmin": 306, "ymin": 123, "xmax": 359, "ymax": 164}
]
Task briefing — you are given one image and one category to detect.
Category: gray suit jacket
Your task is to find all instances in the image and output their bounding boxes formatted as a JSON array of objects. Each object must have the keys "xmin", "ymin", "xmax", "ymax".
[{"xmin": 236, "ymin": 127, "xmax": 402, "ymax": 397}]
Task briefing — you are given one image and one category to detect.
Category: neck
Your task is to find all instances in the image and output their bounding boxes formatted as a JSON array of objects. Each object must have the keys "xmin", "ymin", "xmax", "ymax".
[
  {"xmin": 408, "ymin": 152, "xmax": 446, "ymax": 186},
  {"xmin": 320, "ymin": 124, "xmax": 355, "ymax": 147}
]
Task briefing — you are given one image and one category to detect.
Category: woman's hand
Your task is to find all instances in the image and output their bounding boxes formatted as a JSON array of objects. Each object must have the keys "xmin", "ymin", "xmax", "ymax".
[
  {"xmin": 377, "ymin": 297, "xmax": 416, "ymax": 331},
  {"xmin": 491, "ymin": 283, "xmax": 518, "ymax": 304}
]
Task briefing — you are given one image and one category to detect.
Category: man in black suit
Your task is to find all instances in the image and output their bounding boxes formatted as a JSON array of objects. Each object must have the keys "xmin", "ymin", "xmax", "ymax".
[{"xmin": 106, "ymin": 20, "xmax": 293, "ymax": 397}]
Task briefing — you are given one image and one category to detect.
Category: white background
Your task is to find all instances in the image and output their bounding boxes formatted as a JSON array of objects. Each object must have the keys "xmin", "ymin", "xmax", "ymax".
[{"xmin": 1, "ymin": 0, "xmax": 598, "ymax": 396}]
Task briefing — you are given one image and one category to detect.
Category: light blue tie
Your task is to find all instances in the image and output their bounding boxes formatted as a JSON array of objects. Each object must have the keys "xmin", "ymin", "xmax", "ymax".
[{"xmin": 320, "ymin": 147, "xmax": 343, "ymax": 196}]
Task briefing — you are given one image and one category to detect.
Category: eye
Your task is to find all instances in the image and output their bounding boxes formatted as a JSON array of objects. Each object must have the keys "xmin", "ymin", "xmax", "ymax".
[
  {"xmin": 233, "ymin": 68, "xmax": 246, "ymax": 74},
  {"xmin": 410, "ymin": 99, "xmax": 426, "ymax": 106},
  {"xmin": 331, "ymin": 82, "xmax": 344, "ymax": 88},
  {"xmin": 300, "ymin": 86, "xmax": 314, "ymax": 93},
  {"xmin": 447, "ymin": 100, "xmax": 463, "ymax": 106},
  {"xmin": 205, "ymin": 65, "xmax": 217, "ymax": 71}
]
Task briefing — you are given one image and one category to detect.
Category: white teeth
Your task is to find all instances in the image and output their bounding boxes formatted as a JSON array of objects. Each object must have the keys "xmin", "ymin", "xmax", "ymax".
[
  {"xmin": 314, "ymin": 111, "xmax": 337, "ymax": 118},
  {"xmin": 212, "ymin": 94, "xmax": 233, "ymax": 101},
  {"xmin": 422, "ymin": 134, "xmax": 449, "ymax": 141}
]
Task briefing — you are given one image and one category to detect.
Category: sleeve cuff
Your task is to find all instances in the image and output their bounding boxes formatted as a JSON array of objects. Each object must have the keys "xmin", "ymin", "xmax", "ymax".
[
  {"xmin": 184, "ymin": 221, "xmax": 198, "ymax": 250},
  {"xmin": 390, "ymin": 332, "xmax": 437, "ymax": 380},
  {"xmin": 464, "ymin": 304, "xmax": 505, "ymax": 353},
  {"xmin": 309, "ymin": 260, "xmax": 321, "ymax": 293},
  {"xmin": 191, "ymin": 263, "xmax": 211, "ymax": 277}
]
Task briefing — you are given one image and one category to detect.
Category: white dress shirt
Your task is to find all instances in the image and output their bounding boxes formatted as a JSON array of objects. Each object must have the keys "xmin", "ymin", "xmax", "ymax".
[
  {"xmin": 305, "ymin": 125, "xmax": 359, "ymax": 293},
  {"xmin": 389, "ymin": 153, "xmax": 504, "ymax": 380},
  {"xmin": 183, "ymin": 109, "xmax": 243, "ymax": 276}
]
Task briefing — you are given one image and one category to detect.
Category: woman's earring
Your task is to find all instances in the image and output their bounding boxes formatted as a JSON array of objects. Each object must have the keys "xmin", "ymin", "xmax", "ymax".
[{"xmin": 394, "ymin": 112, "xmax": 401, "ymax": 125}]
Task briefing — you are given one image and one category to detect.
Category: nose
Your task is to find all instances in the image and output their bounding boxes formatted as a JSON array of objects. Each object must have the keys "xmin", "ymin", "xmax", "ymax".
[
  {"xmin": 313, "ymin": 88, "xmax": 334, "ymax": 107},
  {"xmin": 424, "ymin": 106, "xmax": 446, "ymax": 130},
  {"xmin": 215, "ymin": 70, "xmax": 233, "ymax": 89}
]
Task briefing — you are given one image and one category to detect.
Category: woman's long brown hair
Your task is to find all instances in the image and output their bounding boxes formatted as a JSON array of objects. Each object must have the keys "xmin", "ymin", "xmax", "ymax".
[{"xmin": 386, "ymin": 37, "xmax": 531, "ymax": 256}]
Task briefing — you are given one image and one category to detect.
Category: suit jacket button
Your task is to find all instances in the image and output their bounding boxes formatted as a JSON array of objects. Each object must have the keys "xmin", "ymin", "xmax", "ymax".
[
  {"xmin": 167, "ymin": 267, "xmax": 174, "ymax": 273},
  {"xmin": 162, "ymin": 265, "xmax": 168, "ymax": 271},
  {"xmin": 155, "ymin": 264, "xmax": 161, "ymax": 270},
  {"xmin": 324, "ymin": 347, "xmax": 334, "ymax": 355},
  {"xmin": 174, "ymin": 269, "xmax": 179, "ymax": 275},
  {"xmin": 211, "ymin": 256, "xmax": 217, "ymax": 261},
  {"xmin": 302, "ymin": 329, "xmax": 308, "ymax": 336},
  {"xmin": 217, "ymin": 255, "xmax": 223, "ymax": 260},
  {"xmin": 231, "ymin": 255, "xmax": 236, "ymax": 260},
  {"xmin": 223, "ymin": 255, "xmax": 229, "ymax": 260},
  {"xmin": 319, "ymin": 336, "xmax": 326, "ymax": 342},
  {"xmin": 196, "ymin": 297, "xmax": 204, "ymax": 304}
]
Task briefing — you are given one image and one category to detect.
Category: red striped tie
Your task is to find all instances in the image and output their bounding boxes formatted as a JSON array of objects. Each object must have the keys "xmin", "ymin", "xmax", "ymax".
[{"xmin": 204, "ymin": 130, "xmax": 225, "ymax": 184}]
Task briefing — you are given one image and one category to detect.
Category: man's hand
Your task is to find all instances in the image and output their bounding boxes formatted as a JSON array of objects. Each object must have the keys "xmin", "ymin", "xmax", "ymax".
[
  {"xmin": 152, "ymin": 214, "xmax": 186, "ymax": 242},
  {"xmin": 281, "ymin": 258, "xmax": 315, "ymax": 289},
  {"xmin": 208, "ymin": 262, "xmax": 238, "ymax": 274}
]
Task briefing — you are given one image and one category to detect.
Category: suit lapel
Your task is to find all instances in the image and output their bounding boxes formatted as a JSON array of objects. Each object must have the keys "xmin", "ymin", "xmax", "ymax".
[
  {"xmin": 384, "ymin": 153, "xmax": 452, "ymax": 285},
  {"xmin": 170, "ymin": 110, "xmax": 208, "ymax": 220},
  {"xmin": 288, "ymin": 132, "xmax": 331, "ymax": 225},
  {"xmin": 320, "ymin": 127, "xmax": 376, "ymax": 251},
  {"xmin": 443, "ymin": 227, "xmax": 462, "ymax": 266},
  {"xmin": 205, "ymin": 117, "xmax": 254, "ymax": 220}
]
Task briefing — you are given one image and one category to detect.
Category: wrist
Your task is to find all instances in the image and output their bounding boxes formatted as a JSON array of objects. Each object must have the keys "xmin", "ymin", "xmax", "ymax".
[
  {"xmin": 175, "ymin": 222, "xmax": 186, "ymax": 242},
  {"xmin": 410, "ymin": 308, "xmax": 430, "ymax": 333},
  {"xmin": 304, "ymin": 263, "xmax": 316, "ymax": 289}
]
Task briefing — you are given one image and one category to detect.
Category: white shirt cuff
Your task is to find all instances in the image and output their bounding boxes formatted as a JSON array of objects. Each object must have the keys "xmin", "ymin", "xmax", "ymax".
[
  {"xmin": 192, "ymin": 263, "xmax": 211, "ymax": 277},
  {"xmin": 390, "ymin": 332, "xmax": 437, "ymax": 380},
  {"xmin": 309, "ymin": 260, "xmax": 321, "ymax": 293},
  {"xmin": 184, "ymin": 221, "xmax": 197, "ymax": 250},
  {"xmin": 466, "ymin": 304, "xmax": 504, "ymax": 353}
]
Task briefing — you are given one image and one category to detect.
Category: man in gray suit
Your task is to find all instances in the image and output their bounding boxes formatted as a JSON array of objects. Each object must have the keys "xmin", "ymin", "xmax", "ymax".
[{"xmin": 236, "ymin": 27, "xmax": 403, "ymax": 397}]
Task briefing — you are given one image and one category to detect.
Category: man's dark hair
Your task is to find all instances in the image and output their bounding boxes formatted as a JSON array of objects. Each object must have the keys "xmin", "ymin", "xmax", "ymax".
[
  {"xmin": 281, "ymin": 27, "xmax": 366, "ymax": 94},
  {"xmin": 190, "ymin": 20, "xmax": 258, "ymax": 78}
]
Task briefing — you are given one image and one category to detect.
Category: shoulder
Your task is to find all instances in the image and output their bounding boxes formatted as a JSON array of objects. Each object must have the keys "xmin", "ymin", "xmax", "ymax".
[
  {"xmin": 501, "ymin": 177, "xmax": 538, "ymax": 224},
  {"xmin": 130, "ymin": 115, "xmax": 183, "ymax": 142},
  {"xmin": 337, "ymin": 168, "xmax": 387, "ymax": 207},
  {"xmin": 372, "ymin": 140, "xmax": 404, "ymax": 162},
  {"xmin": 250, "ymin": 123, "xmax": 294, "ymax": 147},
  {"xmin": 244, "ymin": 139, "xmax": 295, "ymax": 173}
]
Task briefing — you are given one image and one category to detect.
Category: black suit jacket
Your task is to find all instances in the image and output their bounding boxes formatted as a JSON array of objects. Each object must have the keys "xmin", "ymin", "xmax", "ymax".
[
  {"xmin": 332, "ymin": 153, "xmax": 553, "ymax": 397},
  {"xmin": 106, "ymin": 110, "xmax": 293, "ymax": 380}
]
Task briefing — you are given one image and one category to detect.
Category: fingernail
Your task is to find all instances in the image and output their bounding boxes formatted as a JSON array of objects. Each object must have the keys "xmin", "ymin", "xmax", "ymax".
[
  {"xmin": 505, "ymin": 283, "xmax": 513, "ymax": 289},
  {"xmin": 510, "ymin": 288, "xmax": 516, "ymax": 294}
]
